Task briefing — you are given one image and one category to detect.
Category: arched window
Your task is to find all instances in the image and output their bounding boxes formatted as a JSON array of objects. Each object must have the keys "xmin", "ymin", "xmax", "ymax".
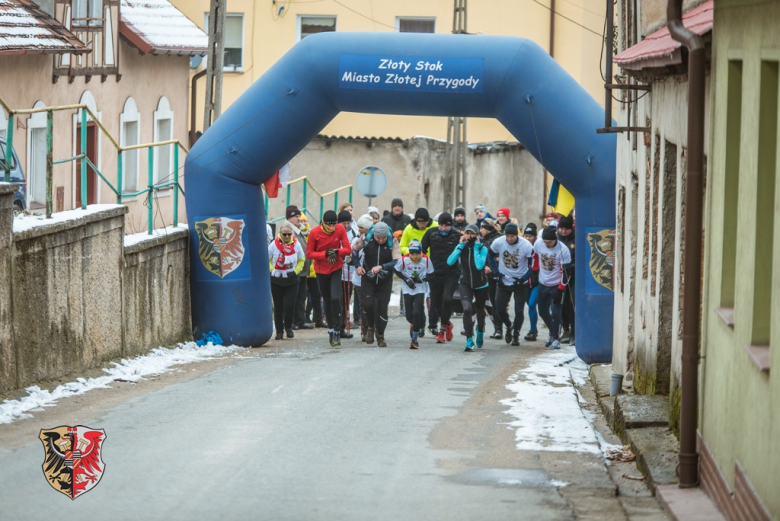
[
  {"xmin": 28, "ymin": 101, "xmax": 48, "ymax": 206},
  {"xmin": 120, "ymin": 97, "xmax": 140, "ymax": 192},
  {"xmin": 153, "ymin": 96, "xmax": 173, "ymax": 186}
]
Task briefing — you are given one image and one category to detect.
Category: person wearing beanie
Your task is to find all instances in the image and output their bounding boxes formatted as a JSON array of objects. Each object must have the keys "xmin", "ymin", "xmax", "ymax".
[
  {"xmin": 281, "ymin": 205, "xmax": 314, "ymax": 331},
  {"xmin": 357, "ymin": 221, "xmax": 401, "ymax": 347},
  {"xmin": 452, "ymin": 207, "xmax": 469, "ymax": 232},
  {"xmin": 395, "ymin": 239, "xmax": 434, "ymax": 349},
  {"xmin": 306, "ymin": 210, "xmax": 353, "ymax": 347},
  {"xmin": 349, "ymin": 214, "xmax": 376, "ymax": 341},
  {"xmin": 382, "ymin": 198, "xmax": 411, "ymax": 234},
  {"xmin": 474, "ymin": 204, "xmax": 493, "ymax": 229},
  {"xmin": 480, "ymin": 216, "xmax": 504, "ymax": 338},
  {"xmin": 421, "ymin": 211, "xmax": 463, "ymax": 343},
  {"xmin": 448, "ymin": 224, "xmax": 490, "ymax": 351},
  {"xmin": 556, "ymin": 213, "xmax": 576, "ymax": 345},
  {"xmin": 522, "ymin": 222, "xmax": 541, "ymax": 341},
  {"xmin": 367, "ymin": 206, "xmax": 381, "ymax": 224},
  {"xmin": 495, "ymin": 207, "xmax": 519, "ymax": 233},
  {"xmin": 400, "ymin": 208, "xmax": 439, "ymax": 334},
  {"xmin": 534, "ymin": 226, "xmax": 572, "ymax": 349},
  {"xmin": 336, "ymin": 209, "xmax": 360, "ymax": 340},
  {"xmin": 490, "ymin": 222, "xmax": 535, "ymax": 346},
  {"xmin": 268, "ymin": 223, "xmax": 306, "ymax": 340}
]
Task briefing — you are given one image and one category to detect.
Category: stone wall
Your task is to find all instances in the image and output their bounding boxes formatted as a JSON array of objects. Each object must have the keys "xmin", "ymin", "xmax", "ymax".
[{"xmin": 0, "ymin": 192, "xmax": 192, "ymax": 393}]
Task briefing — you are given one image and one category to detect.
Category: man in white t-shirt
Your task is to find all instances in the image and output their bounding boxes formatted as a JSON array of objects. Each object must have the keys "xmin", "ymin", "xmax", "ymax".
[
  {"xmin": 490, "ymin": 223, "xmax": 535, "ymax": 346},
  {"xmin": 534, "ymin": 226, "xmax": 572, "ymax": 349}
]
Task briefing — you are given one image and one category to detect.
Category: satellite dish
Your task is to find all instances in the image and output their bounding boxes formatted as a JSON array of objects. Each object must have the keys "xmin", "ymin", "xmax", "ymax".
[{"xmin": 355, "ymin": 166, "xmax": 387, "ymax": 203}]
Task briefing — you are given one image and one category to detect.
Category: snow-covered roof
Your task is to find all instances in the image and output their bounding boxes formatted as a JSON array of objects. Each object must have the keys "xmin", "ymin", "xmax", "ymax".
[
  {"xmin": 0, "ymin": 0, "xmax": 89, "ymax": 55},
  {"xmin": 120, "ymin": 0, "xmax": 207, "ymax": 56}
]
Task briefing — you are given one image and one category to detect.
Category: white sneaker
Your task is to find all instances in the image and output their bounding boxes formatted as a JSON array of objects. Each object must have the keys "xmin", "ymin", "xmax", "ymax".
[{"xmin": 551, "ymin": 339, "xmax": 561, "ymax": 349}]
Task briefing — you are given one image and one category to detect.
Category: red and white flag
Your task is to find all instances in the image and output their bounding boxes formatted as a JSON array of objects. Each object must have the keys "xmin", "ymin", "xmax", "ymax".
[{"xmin": 263, "ymin": 163, "xmax": 291, "ymax": 198}]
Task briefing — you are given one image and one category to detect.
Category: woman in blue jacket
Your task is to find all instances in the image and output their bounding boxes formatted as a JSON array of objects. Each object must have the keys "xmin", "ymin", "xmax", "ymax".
[{"xmin": 447, "ymin": 224, "xmax": 490, "ymax": 352}]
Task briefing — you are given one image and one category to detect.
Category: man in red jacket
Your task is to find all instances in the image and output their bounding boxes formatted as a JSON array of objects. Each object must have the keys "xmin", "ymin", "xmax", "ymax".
[{"xmin": 306, "ymin": 210, "xmax": 353, "ymax": 347}]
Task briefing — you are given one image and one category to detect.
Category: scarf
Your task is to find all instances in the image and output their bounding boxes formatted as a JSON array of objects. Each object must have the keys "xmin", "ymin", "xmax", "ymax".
[
  {"xmin": 273, "ymin": 235, "xmax": 297, "ymax": 271},
  {"xmin": 322, "ymin": 223, "xmax": 335, "ymax": 234}
]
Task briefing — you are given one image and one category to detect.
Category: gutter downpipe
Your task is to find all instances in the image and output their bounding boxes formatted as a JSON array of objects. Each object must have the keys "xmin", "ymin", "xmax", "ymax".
[
  {"xmin": 604, "ymin": 0, "xmax": 615, "ymax": 128},
  {"xmin": 667, "ymin": 0, "xmax": 705, "ymax": 488},
  {"xmin": 190, "ymin": 69, "xmax": 207, "ymax": 147}
]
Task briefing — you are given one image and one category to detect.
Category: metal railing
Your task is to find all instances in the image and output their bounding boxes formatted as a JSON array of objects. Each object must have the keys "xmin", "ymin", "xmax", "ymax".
[
  {"xmin": 0, "ymin": 96, "xmax": 187, "ymax": 234},
  {"xmin": 264, "ymin": 175, "xmax": 353, "ymax": 224}
]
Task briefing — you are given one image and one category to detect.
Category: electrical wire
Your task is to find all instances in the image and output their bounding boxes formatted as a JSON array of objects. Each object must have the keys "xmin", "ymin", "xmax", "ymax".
[
  {"xmin": 528, "ymin": 0, "xmax": 603, "ymax": 37},
  {"xmin": 329, "ymin": 0, "xmax": 396, "ymax": 30}
]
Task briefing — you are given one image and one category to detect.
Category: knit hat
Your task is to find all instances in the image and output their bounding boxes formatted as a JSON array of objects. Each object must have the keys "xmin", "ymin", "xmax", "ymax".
[
  {"xmin": 504, "ymin": 223, "xmax": 519, "ymax": 236},
  {"xmin": 414, "ymin": 208, "xmax": 430, "ymax": 222},
  {"xmin": 481, "ymin": 217, "xmax": 497, "ymax": 231},
  {"xmin": 438, "ymin": 212, "xmax": 453, "ymax": 226},
  {"xmin": 465, "ymin": 224, "xmax": 479, "ymax": 234},
  {"xmin": 454, "ymin": 206, "xmax": 466, "ymax": 216},
  {"xmin": 357, "ymin": 214, "xmax": 374, "ymax": 230},
  {"xmin": 367, "ymin": 206, "xmax": 380, "ymax": 216},
  {"xmin": 322, "ymin": 210, "xmax": 338, "ymax": 225},
  {"xmin": 557, "ymin": 214, "xmax": 574, "ymax": 229},
  {"xmin": 523, "ymin": 222, "xmax": 538, "ymax": 235},
  {"xmin": 497, "ymin": 207, "xmax": 510, "ymax": 218},
  {"xmin": 286, "ymin": 205, "xmax": 301, "ymax": 219},
  {"xmin": 408, "ymin": 240, "xmax": 422, "ymax": 253},
  {"xmin": 373, "ymin": 222, "xmax": 389, "ymax": 237},
  {"xmin": 474, "ymin": 204, "xmax": 487, "ymax": 214},
  {"xmin": 542, "ymin": 226, "xmax": 558, "ymax": 240},
  {"xmin": 391, "ymin": 198, "xmax": 404, "ymax": 209},
  {"xmin": 338, "ymin": 210, "xmax": 352, "ymax": 223}
]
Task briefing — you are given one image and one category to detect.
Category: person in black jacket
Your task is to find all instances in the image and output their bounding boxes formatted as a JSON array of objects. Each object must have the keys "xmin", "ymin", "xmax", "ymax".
[
  {"xmin": 452, "ymin": 207, "xmax": 469, "ymax": 232},
  {"xmin": 480, "ymin": 218, "xmax": 503, "ymax": 339},
  {"xmin": 357, "ymin": 222, "xmax": 400, "ymax": 347},
  {"xmin": 421, "ymin": 212, "xmax": 462, "ymax": 344},
  {"xmin": 382, "ymin": 198, "xmax": 412, "ymax": 234},
  {"xmin": 557, "ymin": 214, "xmax": 576, "ymax": 345},
  {"xmin": 447, "ymin": 224, "xmax": 490, "ymax": 352}
]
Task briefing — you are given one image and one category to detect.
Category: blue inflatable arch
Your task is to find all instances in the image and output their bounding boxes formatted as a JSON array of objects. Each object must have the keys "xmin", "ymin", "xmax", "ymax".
[{"xmin": 185, "ymin": 32, "xmax": 616, "ymax": 363}]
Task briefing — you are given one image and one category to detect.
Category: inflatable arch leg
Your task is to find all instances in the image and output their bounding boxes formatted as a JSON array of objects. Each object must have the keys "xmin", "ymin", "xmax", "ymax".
[{"xmin": 184, "ymin": 32, "xmax": 616, "ymax": 363}]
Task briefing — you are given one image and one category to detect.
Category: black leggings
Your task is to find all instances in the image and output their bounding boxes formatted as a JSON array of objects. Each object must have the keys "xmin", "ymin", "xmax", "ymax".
[
  {"xmin": 316, "ymin": 271, "xmax": 343, "ymax": 331},
  {"xmin": 360, "ymin": 281, "xmax": 392, "ymax": 336},
  {"xmin": 271, "ymin": 279, "xmax": 298, "ymax": 331},
  {"xmin": 429, "ymin": 272, "xmax": 459, "ymax": 327},
  {"xmin": 496, "ymin": 284, "xmax": 529, "ymax": 331},
  {"xmin": 459, "ymin": 285, "xmax": 488, "ymax": 337},
  {"xmin": 403, "ymin": 293, "xmax": 426, "ymax": 333}
]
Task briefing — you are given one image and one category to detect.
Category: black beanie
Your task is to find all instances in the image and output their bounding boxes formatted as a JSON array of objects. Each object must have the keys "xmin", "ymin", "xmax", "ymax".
[
  {"xmin": 438, "ymin": 212, "xmax": 453, "ymax": 225},
  {"xmin": 322, "ymin": 210, "xmax": 338, "ymax": 224},
  {"xmin": 414, "ymin": 208, "xmax": 430, "ymax": 222},
  {"xmin": 391, "ymin": 198, "xmax": 403, "ymax": 209},
  {"xmin": 285, "ymin": 205, "xmax": 301, "ymax": 219},
  {"xmin": 504, "ymin": 223, "xmax": 519, "ymax": 236},
  {"xmin": 453, "ymin": 206, "xmax": 466, "ymax": 216},
  {"xmin": 523, "ymin": 222, "xmax": 538, "ymax": 235},
  {"xmin": 337, "ymin": 210, "xmax": 352, "ymax": 223},
  {"xmin": 558, "ymin": 214, "xmax": 574, "ymax": 229},
  {"xmin": 542, "ymin": 226, "xmax": 557, "ymax": 241}
]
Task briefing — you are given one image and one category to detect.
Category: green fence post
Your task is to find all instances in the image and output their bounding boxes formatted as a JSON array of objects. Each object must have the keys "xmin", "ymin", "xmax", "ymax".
[
  {"xmin": 334, "ymin": 192, "xmax": 339, "ymax": 212},
  {"xmin": 46, "ymin": 110, "xmax": 53, "ymax": 218},
  {"xmin": 264, "ymin": 190, "xmax": 269, "ymax": 215},
  {"xmin": 319, "ymin": 198, "xmax": 323, "ymax": 222},
  {"xmin": 147, "ymin": 146, "xmax": 154, "ymax": 234},
  {"xmin": 302, "ymin": 180, "xmax": 308, "ymax": 215},
  {"xmin": 349, "ymin": 186, "xmax": 353, "ymax": 204},
  {"xmin": 173, "ymin": 145, "xmax": 179, "ymax": 227},
  {"xmin": 3, "ymin": 114, "xmax": 14, "ymax": 183},
  {"xmin": 80, "ymin": 109, "xmax": 87, "ymax": 209},
  {"xmin": 286, "ymin": 182, "xmax": 292, "ymax": 208},
  {"xmin": 117, "ymin": 150, "xmax": 123, "ymax": 204}
]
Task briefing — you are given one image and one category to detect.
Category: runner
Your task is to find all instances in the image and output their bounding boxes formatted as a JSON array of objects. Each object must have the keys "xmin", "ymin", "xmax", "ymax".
[
  {"xmin": 268, "ymin": 223, "xmax": 306, "ymax": 340},
  {"xmin": 395, "ymin": 240, "xmax": 434, "ymax": 349},
  {"xmin": 479, "ymin": 217, "xmax": 504, "ymax": 339},
  {"xmin": 534, "ymin": 226, "xmax": 572, "ymax": 349},
  {"xmin": 421, "ymin": 212, "xmax": 462, "ymax": 343},
  {"xmin": 452, "ymin": 207, "xmax": 469, "ymax": 232},
  {"xmin": 306, "ymin": 210, "xmax": 353, "ymax": 347},
  {"xmin": 447, "ymin": 224, "xmax": 490, "ymax": 352},
  {"xmin": 357, "ymin": 222, "xmax": 400, "ymax": 347},
  {"xmin": 490, "ymin": 222, "xmax": 535, "ymax": 346},
  {"xmin": 522, "ymin": 222, "xmax": 541, "ymax": 341}
]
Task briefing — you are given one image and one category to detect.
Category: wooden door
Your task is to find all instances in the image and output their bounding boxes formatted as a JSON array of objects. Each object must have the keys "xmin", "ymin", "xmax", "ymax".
[{"xmin": 75, "ymin": 122, "xmax": 98, "ymax": 207}]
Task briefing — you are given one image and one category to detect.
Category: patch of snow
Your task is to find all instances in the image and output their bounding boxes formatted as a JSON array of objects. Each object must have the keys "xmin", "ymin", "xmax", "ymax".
[
  {"xmin": 550, "ymin": 480, "xmax": 569, "ymax": 488},
  {"xmin": 12, "ymin": 204, "xmax": 122, "ymax": 233},
  {"xmin": 123, "ymin": 223, "xmax": 188, "ymax": 247},
  {"xmin": 0, "ymin": 341, "xmax": 242, "ymax": 425},
  {"xmin": 501, "ymin": 346, "xmax": 601, "ymax": 454}
]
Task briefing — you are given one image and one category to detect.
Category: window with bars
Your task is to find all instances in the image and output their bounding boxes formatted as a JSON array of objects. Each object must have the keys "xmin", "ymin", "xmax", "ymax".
[
  {"xmin": 397, "ymin": 17, "xmax": 435, "ymax": 33},
  {"xmin": 298, "ymin": 16, "xmax": 336, "ymax": 40}
]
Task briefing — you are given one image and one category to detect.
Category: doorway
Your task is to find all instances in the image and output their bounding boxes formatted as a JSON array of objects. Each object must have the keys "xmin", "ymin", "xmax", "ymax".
[{"xmin": 75, "ymin": 121, "xmax": 98, "ymax": 207}]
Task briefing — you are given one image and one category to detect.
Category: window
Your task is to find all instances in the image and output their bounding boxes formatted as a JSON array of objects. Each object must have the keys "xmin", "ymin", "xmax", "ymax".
[
  {"xmin": 298, "ymin": 16, "xmax": 336, "ymax": 41},
  {"xmin": 73, "ymin": 0, "xmax": 103, "ymax": 27},
  {"xmin": 153, "ymin": 96, "xmax": 173, "ymax": 186},
  {"xmin": 203, "ymin": 13, "xmax": 244, "ymax": 71},
  {"xmin": 27, "ymin": 101, "xmax": 48, "ymax": 206},
  {"xmin": 120, "ymin": 97, "xmax": 140, "ymax": 193},
  {"xmin": 397, "ymin": 17, "xmax": 435, "ymax": 33},
  {"xmin": 0, "ymin": 110, "xmax": 7, "ymax": 140}
]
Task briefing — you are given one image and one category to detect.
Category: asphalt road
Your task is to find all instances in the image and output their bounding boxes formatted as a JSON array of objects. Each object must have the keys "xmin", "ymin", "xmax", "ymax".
[{"xmin": 0, "ymin": 303, "xmax": 667, "ymax": 521}]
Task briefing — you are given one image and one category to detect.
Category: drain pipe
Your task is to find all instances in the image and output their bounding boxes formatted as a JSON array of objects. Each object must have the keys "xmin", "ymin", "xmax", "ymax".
[
  {"xmin": 190, "ymin": 69, "xmax": 207, "ymax": 147},
  {"xmin": 667, "ymin": 0, "xmax": 705, "ymax": 488}
]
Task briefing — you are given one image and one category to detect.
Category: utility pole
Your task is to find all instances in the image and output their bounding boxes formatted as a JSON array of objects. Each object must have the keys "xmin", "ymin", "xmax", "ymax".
[
  {"xmin": 446, "ymin": 0, "xmax": 468, "ymax": 211},
  {"xmin": 203, "ymin": 0, "xmax": 226, "ymax": 131}
]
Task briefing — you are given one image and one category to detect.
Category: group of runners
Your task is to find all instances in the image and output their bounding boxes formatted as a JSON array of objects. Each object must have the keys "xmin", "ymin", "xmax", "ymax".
[{"xmin": 268, "ymin": 198, "xmax": 576, "ymax": 351}]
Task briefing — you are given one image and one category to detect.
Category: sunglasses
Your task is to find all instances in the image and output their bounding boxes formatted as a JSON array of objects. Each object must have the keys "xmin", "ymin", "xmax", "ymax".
[{"xmin": 281, "ymin": 233, "xmax": 292, "ymax": 237}]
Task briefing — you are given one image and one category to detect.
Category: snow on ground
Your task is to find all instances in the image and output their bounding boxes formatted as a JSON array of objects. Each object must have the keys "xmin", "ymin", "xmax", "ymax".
[
  {"xmin": 0, "ymin": 341, "xmax": 242, "ymax": 425},
  {"xmin": 501, "ymin": 346, "xmax": 602, "ymax": 455}
]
